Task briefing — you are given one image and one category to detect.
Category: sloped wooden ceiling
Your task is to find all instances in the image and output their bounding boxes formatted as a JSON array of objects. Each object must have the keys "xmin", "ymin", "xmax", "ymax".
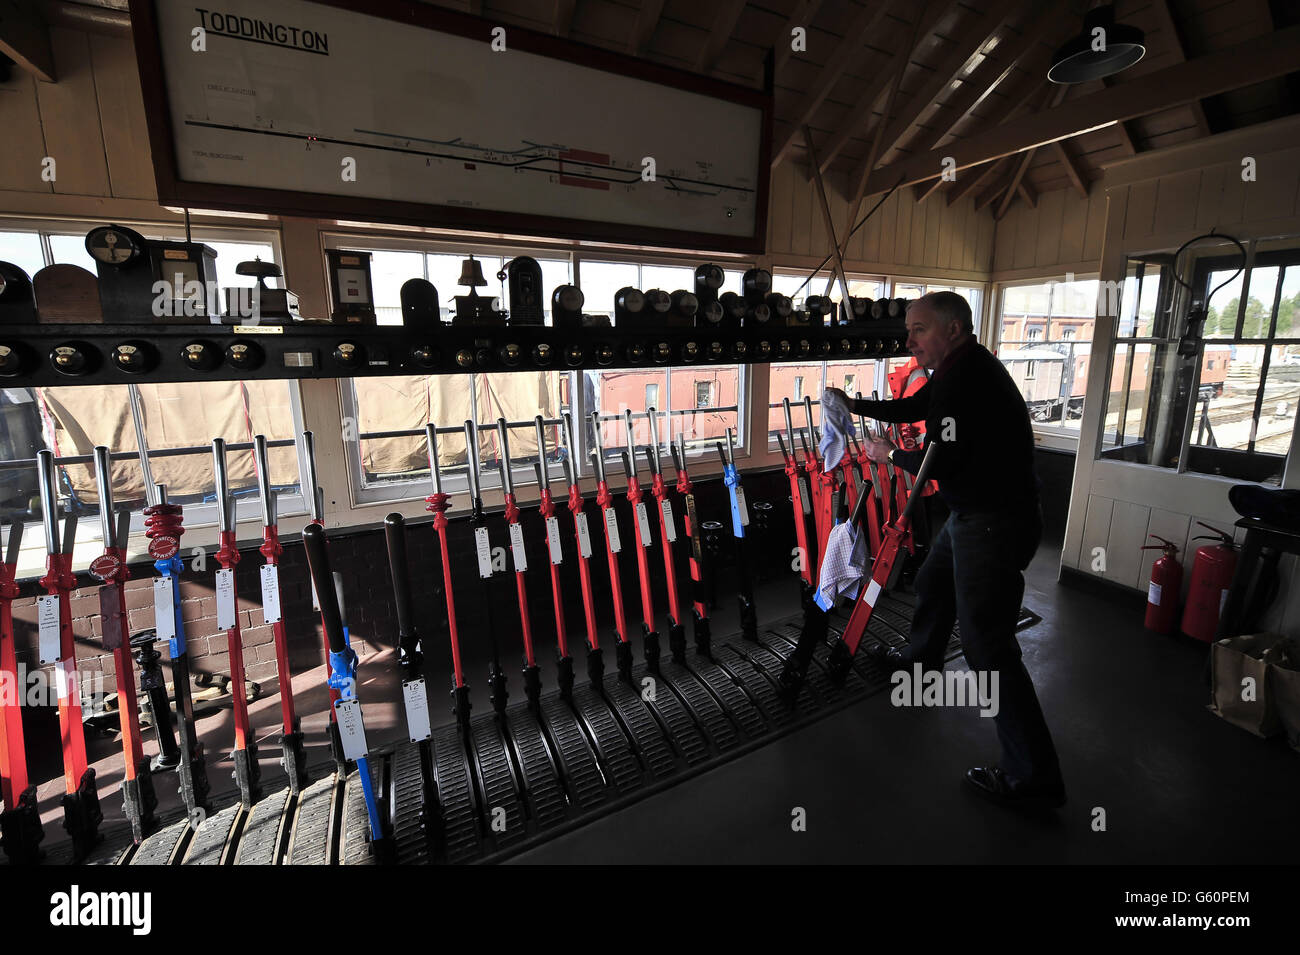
[{"xmin": 12, "ymin": 0, "xmax": 1300, "ymax": 221}]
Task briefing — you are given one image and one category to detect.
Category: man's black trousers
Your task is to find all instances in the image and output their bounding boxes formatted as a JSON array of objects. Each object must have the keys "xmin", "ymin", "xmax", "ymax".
[{"xmin": 902, "ymin": 506, "xmax": 1063, "ymax": 787}]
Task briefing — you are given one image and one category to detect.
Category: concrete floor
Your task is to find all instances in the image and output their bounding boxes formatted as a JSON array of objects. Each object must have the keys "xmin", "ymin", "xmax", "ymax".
[{"xmin": 20, "ymin": 535, "xmax": 1300, "ymax": 863}]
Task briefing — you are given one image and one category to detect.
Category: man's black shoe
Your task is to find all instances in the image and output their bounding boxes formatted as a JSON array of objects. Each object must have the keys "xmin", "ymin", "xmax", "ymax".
[
  {"xmin": 862, "ymin": 641, "xmax": 908, "ymax": 668},
  {"xmin": 964, "ymin": 766, "xmax": 1066, "ymax": 810}
]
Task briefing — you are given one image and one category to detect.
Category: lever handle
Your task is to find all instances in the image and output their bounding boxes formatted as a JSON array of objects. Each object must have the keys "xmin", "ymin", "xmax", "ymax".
[
  {"xmin": 384, "ymin": 513, "xmax": 416, "ymax": 641},
  {"xmin": 253, "ymin": 434, "xmax": 276, "ymax": 528},
  {"xmin": 302, "ymin": 523, "xmax": 345, "ymax": 654}
]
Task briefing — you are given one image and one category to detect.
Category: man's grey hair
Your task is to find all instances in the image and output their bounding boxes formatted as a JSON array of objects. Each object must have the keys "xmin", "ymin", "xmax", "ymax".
[{"xmin": 908, "ymin": 290, "xmax": 973, "ymax": 334}]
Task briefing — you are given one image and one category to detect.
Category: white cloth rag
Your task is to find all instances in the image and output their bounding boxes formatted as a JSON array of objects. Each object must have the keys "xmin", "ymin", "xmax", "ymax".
[
  {"xmin": 815, "ymin": 520, "xmax": 869, "ymax": 611},
  {"xmin": 818, "ymin": 388, "xmax": 857, "ymax": 467}
]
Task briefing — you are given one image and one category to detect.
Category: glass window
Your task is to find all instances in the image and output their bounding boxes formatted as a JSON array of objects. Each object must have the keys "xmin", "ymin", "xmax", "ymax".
[
  {"xmin": 645, "ymin": 383, "xmax": 660, "ymax": 409},
  {"xmin": 996, "ymin": 276, "xmax": 1097, "ymax": 432},
  {"xmin": 0, "ymin": 224, "xmax": 302, "ymax": 576},
  {"xmin": 1101, "ymin": 244, "xmax": 1300, "ymax": 485},
  {"xmin": 0, "ymin": 230, "xmax": 45, "ymax": 279}
]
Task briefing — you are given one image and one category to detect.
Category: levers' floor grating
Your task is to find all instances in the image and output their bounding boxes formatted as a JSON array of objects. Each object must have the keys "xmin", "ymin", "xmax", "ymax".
[{"xmin": 76, "ymin": 594, "xmax": 1034, "ymax": 865}]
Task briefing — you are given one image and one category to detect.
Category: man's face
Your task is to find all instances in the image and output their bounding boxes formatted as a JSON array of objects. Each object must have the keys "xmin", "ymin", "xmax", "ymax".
[{"xmin": 905, "ymin": 302, "xmax": 965, "ymax": 369}]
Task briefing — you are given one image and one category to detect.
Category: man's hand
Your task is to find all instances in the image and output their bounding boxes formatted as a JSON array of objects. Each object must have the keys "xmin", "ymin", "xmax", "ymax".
[
  {"xmin": 863, "ymin": 433, "xmax": 896, "ymax": 465},
  {"xmin": 824, "ymin": 387, "xmax": 850, "ymax": 408}
]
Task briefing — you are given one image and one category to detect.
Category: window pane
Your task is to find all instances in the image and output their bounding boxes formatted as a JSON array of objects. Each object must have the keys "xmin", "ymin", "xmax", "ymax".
[
  {"xmin": 26, "ymin": 381, "xmax": 300, "ymax": 537},
  {"xmin": 352, "ymin": 375, "xmax": 474, "ymax": 489},
  {"xmin": 538, "ymin": 258, "xmax": 572, "ymax": 323},
  {"xmin": 1203, "ymin": 267, "xmax": 1245, "ymax": 339},
  {"xmin": 0, "ymin": 231, "xmax": 45, "ymax": 279},
  {"xmin": 999, "ymin": 278, "xmax": 1096, "ymax": 430},
  {"xmin": 641, "ymin": 264, "xmax": 693, "ymax": 296},
  {"xmin": 368, "ymin": 250, "xmax": 425, "ymax": 326},
  {"xmin": 48, "ymin": 234, "xmax": 98, "ymax": 273},
  {"xmin": 672, "ymin": 365, "xmax": 741, "ymax": 452},
  {"xmin": 427, "ymin": 253, "xmax": 467, "ymax": 322},
  {"xmin": 580, "ymin": 261, "xmax": 637, "ymax": 321}
]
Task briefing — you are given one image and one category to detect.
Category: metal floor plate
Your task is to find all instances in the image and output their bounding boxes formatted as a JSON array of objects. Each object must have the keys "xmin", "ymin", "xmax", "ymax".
[{"xmin": 62, "ymin": 597, "xmax": 1034, "ymax": 867}]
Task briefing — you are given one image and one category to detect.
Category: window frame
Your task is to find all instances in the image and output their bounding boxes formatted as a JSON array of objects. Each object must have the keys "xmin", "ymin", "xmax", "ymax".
[
  {"xmin": 992, "ymin": 272, "xmax": 1101, "ymax": 451},
  {"xmin": 0, "ymin": 217, "xmax": 308, "ymax": 575},
  {"xmin": 328, "ymin": 234, "xmax": 754, "ymax": 506}
]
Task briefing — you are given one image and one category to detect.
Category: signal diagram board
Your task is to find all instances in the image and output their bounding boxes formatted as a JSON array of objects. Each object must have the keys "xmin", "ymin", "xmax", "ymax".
[{"xmin": 129, "ymin": 0, "xmax": 771, "ymax": 252}]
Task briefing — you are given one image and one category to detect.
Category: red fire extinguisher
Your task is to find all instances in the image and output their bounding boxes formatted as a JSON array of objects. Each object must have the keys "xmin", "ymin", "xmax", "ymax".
[
  {"xmin": 1140, "ymin": 535, "xmax": 1182, "ymax": 634},
  {"xmin": 1181, "ymin": 522, "xmax": 1238, "ymax": 643}
]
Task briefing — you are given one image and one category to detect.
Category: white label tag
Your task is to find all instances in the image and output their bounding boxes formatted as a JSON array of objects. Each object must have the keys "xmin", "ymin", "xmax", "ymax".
[
  {"xmin": 310, "ymin": 576, "xmax": 320, "ymax": 612},
  {"xmin": 635, "ymin": 502, "xmax": 653, "ymax": 547},
  {"xmin": 864, "ymin": 578, "xmax": 882, "ymax": 608},
  {"xmin": 37, "ymin": 595, "xmax": 60, "ymax": 665},
  {"xmin": 509, "ymin": 522, "xmax": 528, "ymax": 572},
  {"xmin": 603, "ymin": 507, "xmax": 622, "ymax": 553},
  {"xmin": 402, "ymin": 678, "xmax": 432, "ymax": 742},
  {"xmin": 1147, "ymin": 581, "xmax": 1162, "ymax": 606},
  {"xmin": 55, "ymin": 660, "xmax": 79, "ymax": 704},
  {"xmin": 661, "ymin": 499, "xmax": 677, "ymax": 542},
  {"xmin": 334, "ymin": 699, "xmax": 369, "ymax": 761},
  {"xmin": 216, "ymin": 568, "xmax": 237, "ymax": 631},
  {"xmin": 153, "ymin": 577, "xmax": 176, "ymax": 645},
  {"xmin": 735, "ymin": 486, "xmax": 750, "ymax": 526},
  {"xmin": 260, "ymin": 564, "xmax": 282, "ymax": 624},
  {"xmin": 475, "ymin": 526, "xmax": 493, "ymax": 578},
  {"xmin": 576, "ymin": 512, "xmax": 593, "ymax": 559},
  {"xmin": 545, "ymin": 516, "xmax": 563, "ymax": 565}
]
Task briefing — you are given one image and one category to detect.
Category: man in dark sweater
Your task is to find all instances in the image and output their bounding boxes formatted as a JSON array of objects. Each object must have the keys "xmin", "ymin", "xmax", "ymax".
[{"xmin": 827, "ymin": 291, "xmax": 1064, "ymax": 809}]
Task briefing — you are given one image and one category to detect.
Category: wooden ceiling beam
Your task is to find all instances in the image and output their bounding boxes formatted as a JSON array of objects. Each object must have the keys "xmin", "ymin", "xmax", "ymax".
[
  {"xmin": 769, "ymin": 0, "xmax": 825, "ymax": 79},
  {"xmin": 912, "ymin": 0, "xmax": 1071, "ymax": 155},
  {"xmin": 812, "ymin": 56, "xmax": 901, "ymax": 174},
  {"xmin": 1051, "ymin": 140, "xmax": 1088, "ymax": 197},
  {"xmin": 846, "ymin": 0, "xmax": 1026, "ymax": 180},
  {"xmin": 696, "ymin": 0, "xmax": 748, "ymax": 73},
  {"xmin": 852, "ymin": 23, "xmax": 1300, "ymax": 199},
  {"xmin": 629, "ymin": 0, "xmax": 665, "ymax": 55},
  {"xmin": 1152, "ymin": 0, "xmax": 1211, "ymax": 138},
  {"xmin": 994, "ymin": 84, "xmax": 1064, "ymax": 219},
  {"xmin": 947, "ymin": 154, "xmax": 1009, "ymax": 204},
  {"xmin": 770, "ymin": 0, "xmax": 900, "ymax": 167},
  {"xmin": 976, "ymin": 177, "xmax": 1011, "ymax": 211},
  {"xmin": 812, "ymin": 0, "xmax": 954, "ymax": 173},
  {"xmin": 1017, "ymin": 178, "xmax": 1037, "ymax": 209},
  {"xmin": 0, "ymin": 0, "xmax": 55, "ymax": 81},
  {"xmin": 913, "ymin": 175, "xmax": 948, "ymax": 204}
]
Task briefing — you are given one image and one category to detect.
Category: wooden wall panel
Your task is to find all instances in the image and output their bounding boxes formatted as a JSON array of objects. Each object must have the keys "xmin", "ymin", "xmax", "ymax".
[
  {"xmin": 1058, "ymin": 188, "xmax": 1089, "ymax": 264},
  {"xmin": 1123, "ymin": 179, "xmax": 1158, "ymax": 241},
  {"xmin": 790, "ymin": 164, "xmax": 812, "ymax": 257},
  {"xmin": 1242, "ymin": 147, "xmax": 1300, "ymax": 225},
  {"xmin": 1082, "ymin": 189, "xmax": 1109, "ymax": 263},
  {"xmin": 1108, "ymin": 499, "xmax": 1152, "ymax": 587},
  {"xmin": 1194, "ymin": 164, "xmax": 1227, "ymax": 232},
  {"xmin": 0, "ymin": 73, "xmax": 48, "ymax": 194},
  {"xmin": 1078, "ymin": 494, "xmax": 1115, "ymax": 577},
  {"xmin": 768, "ymin": 162, "xmax": 795, "ymax": 252},
  {"xmin": 1151, "ymin": 168, "xmax": 1201, "ymax": 236},
  {"xmin": 894, "ymin": 190, "xmax": 912, "ymax": 263},
  {"xmin": 33, "ymin": 29, "xmax": 109, "ymax": 197},
  {"xmin": 1034, "ymin": 188, "xmax": 1065, "ymax": 268},
  {"xmin": 1013, "ymin": 203, "xmax": 1037, "ymax": 269},
  {"xmin": 90, "ymin": 33, "xmax": 155, "ymax": 201}
]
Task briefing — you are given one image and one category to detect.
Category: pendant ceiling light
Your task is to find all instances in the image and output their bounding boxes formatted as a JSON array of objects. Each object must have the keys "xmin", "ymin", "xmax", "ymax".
[{"xmin": 1048, "ymin": 4, "xmax": 1146, "ymax": 84}]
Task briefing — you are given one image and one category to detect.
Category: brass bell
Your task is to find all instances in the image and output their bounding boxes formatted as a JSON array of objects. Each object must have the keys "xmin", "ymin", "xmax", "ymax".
[{"xmin": 458, "ymin": 255, "xmax": 487, "ymax": 288}]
